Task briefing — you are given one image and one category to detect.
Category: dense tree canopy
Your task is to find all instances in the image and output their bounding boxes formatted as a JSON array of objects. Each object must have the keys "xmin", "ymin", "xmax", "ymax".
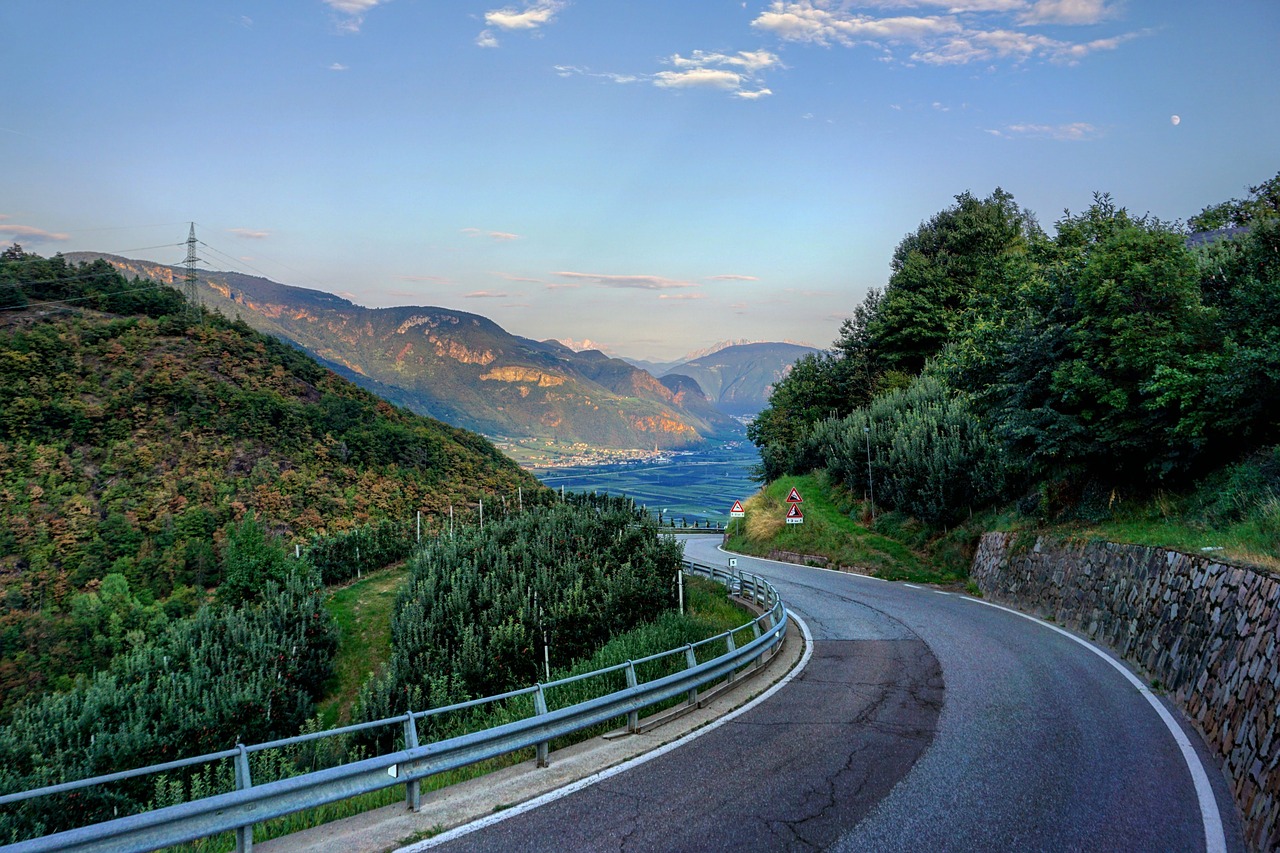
[
  {"xmin": 0, "ymin": 248, "xmax": 537, "ymax": 713},
  {"xmin": 752, "ymin": 173, "xmax": 1280, "ymax": 520}
]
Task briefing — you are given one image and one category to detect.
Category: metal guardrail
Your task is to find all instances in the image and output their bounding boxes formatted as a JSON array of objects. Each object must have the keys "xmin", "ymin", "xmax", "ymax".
[{"xmin": 1, "ymin": 560, "xmax": 786, "ymax": 853}]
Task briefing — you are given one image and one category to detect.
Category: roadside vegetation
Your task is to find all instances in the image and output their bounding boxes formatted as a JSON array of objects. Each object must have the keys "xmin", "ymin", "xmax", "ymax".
[
  {"xmin": 317, "ymin": 564, "xmax": 410, "ymax": 728},
  {"xmin": 744, "ymin": 173, "xmax": 1280, "ymax": 574},
  {"xmin": 163, "ymin": 573, "xmax": 755, "ymax": 853},
  {"xmin": 725, "ymin": 473, "xmax": 979, "ymax": 583},
  {"xmin": 0, "ymin": 251, "xmax": 759, "ymax": 847}
]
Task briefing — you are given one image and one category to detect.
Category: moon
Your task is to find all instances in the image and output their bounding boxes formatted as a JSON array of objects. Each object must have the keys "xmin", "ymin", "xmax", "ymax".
[{"xmin": 1171, "ymin": 115, "xmax": 1181, "ymax": 126}]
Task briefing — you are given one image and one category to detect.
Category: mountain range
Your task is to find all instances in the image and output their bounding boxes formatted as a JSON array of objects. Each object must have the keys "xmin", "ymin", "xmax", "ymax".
[
  {"xmin": 656, "ymin": 341, "xmax": 820, "ymax": 417},
  {"xmin": 68, "ymin": 254, "xmax": 815, "ymax": 448}
]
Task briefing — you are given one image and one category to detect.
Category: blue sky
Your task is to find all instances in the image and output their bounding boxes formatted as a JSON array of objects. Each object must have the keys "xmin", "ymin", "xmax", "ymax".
[{"xmin": 3, "ymin": 1, "xmax": 1277, "ymax": 360}]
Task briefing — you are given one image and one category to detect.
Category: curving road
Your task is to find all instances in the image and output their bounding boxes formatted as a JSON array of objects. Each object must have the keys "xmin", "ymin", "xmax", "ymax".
[{"xmin": 414, "ymin": 536, "xmax": 1245, "ymax": 852}]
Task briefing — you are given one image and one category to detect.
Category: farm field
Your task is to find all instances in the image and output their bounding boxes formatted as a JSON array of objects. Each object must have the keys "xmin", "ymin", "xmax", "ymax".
[{"xmin": 531, "ymin": 441, "xmax": 760, "ymax": 526}]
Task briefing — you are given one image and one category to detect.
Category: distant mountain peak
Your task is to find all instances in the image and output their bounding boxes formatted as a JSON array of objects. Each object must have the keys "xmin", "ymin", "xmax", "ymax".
[{"xmin": 554, "ymin": 337, "xmax": 613, "ymax": 355}]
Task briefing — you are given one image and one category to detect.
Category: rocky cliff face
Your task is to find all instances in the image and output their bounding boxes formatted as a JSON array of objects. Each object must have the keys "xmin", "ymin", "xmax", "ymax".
[{"xmin": 67, "ymin": 254, "xmax": 741, "ymax": 450}]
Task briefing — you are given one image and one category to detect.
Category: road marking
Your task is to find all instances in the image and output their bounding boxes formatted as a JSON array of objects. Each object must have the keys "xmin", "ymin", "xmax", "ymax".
[
  {"xmin": 398, "ymin": 613, "xmax": 817, "ymax": 851},
  {"xmin": 966, "ymin": 596, "xmax": 1227, "ymax": 853},
  {"xmin": 903, "ymin": 583, "xmax": 922, "ymax": 589},
  {"xmin": 932, "ymin": 590, "xmax": 951, "ymax": 596}
]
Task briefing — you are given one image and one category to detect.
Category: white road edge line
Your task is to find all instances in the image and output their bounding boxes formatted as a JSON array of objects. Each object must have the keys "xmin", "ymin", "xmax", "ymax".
[
  {"xmin": 714, "ymin": 545, "xmax": 888, "ymax": 581},
  {"xmin": 903, "ymin": 583, "xmax": 922, "ymax": 589},
  {"xmin": 396, "ymin": 613, "xmax": 817, "ymax": 852},
  {"xmin": 964, "ymin": 595, "xmax": 1227, "ymax": 853}
]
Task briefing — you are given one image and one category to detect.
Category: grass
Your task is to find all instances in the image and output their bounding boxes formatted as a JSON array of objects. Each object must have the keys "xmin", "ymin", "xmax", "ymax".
[
  {"xmin": 168, "ymin": 573, "xmax": 756, "ymax": 851},
  {"xmin": 727, "ymin": 463, "xmax": 1280, "ymax": 582},
  {"xmin": 725, "ymin": 473, "xmax": 977, "ymax": 584},
  {"xmin": 1029, "ymin": 499, "xmax": 1280, "ymax": 572},
  {"xmin": 316, "ymin": 564, "xmax": 410, "ymax": 728}
]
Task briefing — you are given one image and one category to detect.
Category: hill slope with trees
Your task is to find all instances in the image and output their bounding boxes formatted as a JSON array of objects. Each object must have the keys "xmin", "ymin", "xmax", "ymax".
[
  {"xmin": 748, "ymin": 173, "xmax": 1280, "ymax": 564},
  {"xmin": 63, "ymin": 254, "xmax": 742, "ymax": 450},
  {"xmin": 0, "ymin": 246, "xmax": 538, "ymax": 714}
]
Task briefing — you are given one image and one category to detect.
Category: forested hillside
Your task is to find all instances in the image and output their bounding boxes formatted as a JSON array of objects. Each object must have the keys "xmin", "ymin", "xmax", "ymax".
[
  {"xmin": 65, "ymin": 254, "xmax": 742, "ymax": 450},
  {"xmin": 0, "ymin": 246, "xmax": 538, "ymax": 713},
  {"xmin": 749, "ymin": 173, "xmax": 1280, "ymax": 545}
]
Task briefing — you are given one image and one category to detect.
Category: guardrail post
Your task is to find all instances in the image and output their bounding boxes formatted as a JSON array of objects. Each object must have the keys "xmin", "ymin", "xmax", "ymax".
[
  {"xmin": 233, "ymin": 743, "xmax": 253, "ymax": 853},
  {"xmin": 403, "ymin": 712, "xmax": 421, "ymax": 811},
  {"xmin": 624, "ymin": 661, "xmax": 639, "ymax": 733},
  {"xmin": 724, "ymin": 633, "xmax": 737, "ymax": 683},
  {"xmin": 684, "ymin": 645, "xmax": 699, "ymax": 707},
  {"xmin": 533, "ymin": 684, "xmax": 550, "ymax": 767},
  {"xmin": 752, "ymin": 620, "xmax": 764, "ymax": 667}
]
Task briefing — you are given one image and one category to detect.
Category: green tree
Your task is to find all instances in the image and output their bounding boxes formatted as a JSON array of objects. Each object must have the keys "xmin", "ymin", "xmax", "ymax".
[
  {"xmin": 869, "ymin": 189, "xmax": 1042, "ymax": 374},
  {"xmin": 1188, "ymin": 171, "xmax": 1280, "ymax": 231},
  {"xmin": 216, "ymin": 514, "xmax": 295, "ymax": 605},
  {"xmin": 946, "ymin": 196, "xmax": 1219, "ymax": 490}
]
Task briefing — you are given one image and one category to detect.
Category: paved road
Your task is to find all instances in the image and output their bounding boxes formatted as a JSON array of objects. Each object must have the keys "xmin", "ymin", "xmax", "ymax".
[{"xmin": 416, "ymin": 538, "xmax": 1244, "ymax": 852}]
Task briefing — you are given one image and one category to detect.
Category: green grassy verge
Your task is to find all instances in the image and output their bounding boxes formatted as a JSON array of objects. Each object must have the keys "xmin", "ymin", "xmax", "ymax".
[
  {"xmin": 724, "ymin": 473, "xmax": 979, "ymax": 583},
  {"xmin": 989, "ymin": 495, "xmax": 1280, "ymax": 572},
  {"xmin": 316, "ymin": 564, "xmax": 410, "ymax": 729},
  {"xmin": 727, "ymin": 470, "xmax": 1280, "ymax": 582}
]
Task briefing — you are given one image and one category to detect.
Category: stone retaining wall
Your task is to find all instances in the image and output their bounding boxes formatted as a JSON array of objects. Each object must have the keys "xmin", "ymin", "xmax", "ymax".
[
  {"xmin": 764, "ymin": 549, "xmax": 867, "ymax": 575},
  {"xmin": 971, "ymin": 532, "xmax": 1279, "ymax": 852}
]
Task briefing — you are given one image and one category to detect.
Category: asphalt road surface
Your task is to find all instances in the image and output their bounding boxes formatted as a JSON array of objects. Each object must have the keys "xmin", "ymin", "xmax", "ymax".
[{"xmin": 414, "ymin": 537, "xmax": 1244, "ymax": 853}]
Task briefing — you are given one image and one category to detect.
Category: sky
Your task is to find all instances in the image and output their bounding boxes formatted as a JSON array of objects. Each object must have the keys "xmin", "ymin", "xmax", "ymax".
[{"xmin": 2, "ymin": 1, "xmax": 1277, "ymax": 361}]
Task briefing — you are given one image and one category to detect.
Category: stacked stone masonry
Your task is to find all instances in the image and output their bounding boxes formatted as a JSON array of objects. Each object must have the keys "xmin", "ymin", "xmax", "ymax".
[{"xmin": 971, "ymin": 532, "xmax": 1279, "ymax": 852}]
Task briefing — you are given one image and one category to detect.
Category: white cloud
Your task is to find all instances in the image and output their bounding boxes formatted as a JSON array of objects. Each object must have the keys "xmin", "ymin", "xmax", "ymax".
[
  {"xmin": 322, "ymin": 0, "xmax": 389, "ymax": 33},
  {"xmin": 657, "ymin": 293, "xmax": 707, "ymax": 300},
  {"xmin": 228, "ymin": 228, "xmax": 271, "ymax": 239},
  {"xmin": 476, "ymin": 29, "xmax": 500, "ymax": 48},
  {"xmin": 1018, "ymin": 0, "xmax": 1114, "ymax": 25},
  {"xmin": 324, "ymin": 0, "xmax": 385, "ymax": 13},
  {"xmin": 653, "ymin": 49, "xmax": 781, "ymax": 98},
  {"xmin": 395, "ymin": 274, "xmax": 455, "ymax": 284},
  {"xmin": 463, "ymin": 290, "xmax": 511, "ymax": 298},
  {"xmin": 654, "ymin": 67, "xmax": 744, "ymax": 91},
  {"xmin": 706, "ymin": 274, "xmax": 760, "ymax": 282},
  {"xmin": 557, "ymin": 49, "xmax": 779, "ymax": 99},
  {"xmin": 751, "ymin": 0, "xmax": 1139, "ymax": 66},
  {"xmin": 461, "ymin": 227, "xmax": 523, "ymax": 241},
  {"xmin": 0, "ymin": 221, "xmax": 69, "ymax": 242},
  {"xmin": 328, "ymin": 62, "xmax": 350, "ymax": 71},
  {"xmin": 554, "ymin": 65, "xmax": 639, "ymax": 83},
  {"xmin": 988, "ymin": 121, "xmax": 1101, "ymax": 140},
  {"xmin": 671, "ymin": 49, "xmax": 782, "ymax": 75},
  {"xmin": 484, "ymin": 1, "xmax": 566, "ymax": 31},
  {"xmin": 552, "ymin": 271, "xmax": 699, "ymax": 290}
]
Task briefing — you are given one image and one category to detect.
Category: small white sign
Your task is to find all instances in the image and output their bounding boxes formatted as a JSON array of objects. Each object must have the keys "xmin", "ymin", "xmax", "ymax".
[
  {"xmin": 729, "ymin": 558, "xmax": 737, "ymax": 568},
  {"xmin": 387, "ymin": 764, "xmax": 399, "ymax": 778},
  {"xmin": 729, "ymin": 500, "xmax": 745, "ymax": 518}
]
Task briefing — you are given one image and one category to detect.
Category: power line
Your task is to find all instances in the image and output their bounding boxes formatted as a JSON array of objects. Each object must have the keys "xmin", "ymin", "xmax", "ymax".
[
  {"xmin": 0, "ymin": 281, "xmax": 179, "ymax": 313},
  {"xmin": 0, "ymin": 242, "xmax": 184, "ymax": 262}
]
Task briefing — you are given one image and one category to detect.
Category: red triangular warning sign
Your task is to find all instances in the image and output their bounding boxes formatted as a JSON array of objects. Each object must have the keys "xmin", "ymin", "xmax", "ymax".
[
  {"xmin": 786, "ymin": 503, "xmax": 802, "ymax": 518},
  {"xmin": 786, "ymin": 487, "xmax": 803, "ymax": 503},
  {"xmin": 730, "ymin": 500, "xmax": 744, "ymax": 513}
]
